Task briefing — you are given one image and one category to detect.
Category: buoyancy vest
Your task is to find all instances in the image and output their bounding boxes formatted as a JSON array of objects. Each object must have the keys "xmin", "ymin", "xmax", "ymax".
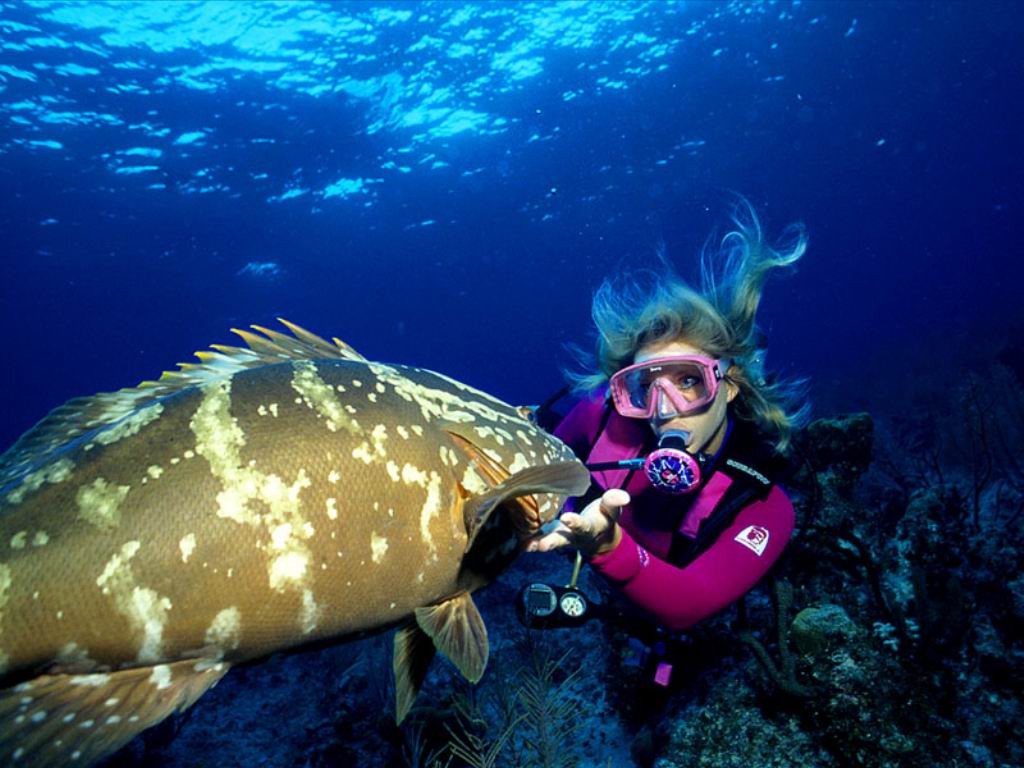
[{"xmin": 553, "ymin": 388, "xmax": 791, "ymax": 569}]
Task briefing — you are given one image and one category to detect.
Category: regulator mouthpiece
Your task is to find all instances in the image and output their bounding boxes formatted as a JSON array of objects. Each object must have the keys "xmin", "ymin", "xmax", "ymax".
[{"xmin": 644, "ymin": 430, "xmax": 701, "ymax": 494}]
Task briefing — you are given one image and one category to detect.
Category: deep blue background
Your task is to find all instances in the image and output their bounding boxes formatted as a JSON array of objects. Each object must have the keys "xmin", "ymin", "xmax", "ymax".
[{"xmin": 2, "ymin": 0, "xmax": 1022, "ymax": 454}]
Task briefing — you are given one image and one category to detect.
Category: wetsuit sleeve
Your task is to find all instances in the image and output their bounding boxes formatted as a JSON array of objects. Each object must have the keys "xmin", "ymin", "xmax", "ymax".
[{"xmin": 588, "ymin": 486, "xmax": 795, "ymax": 631}]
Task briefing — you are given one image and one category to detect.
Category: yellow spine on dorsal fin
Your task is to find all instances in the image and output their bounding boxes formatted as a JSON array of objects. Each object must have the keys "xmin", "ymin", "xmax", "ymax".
[
  {"xmin": 207, "ymin": 344, "xmax": 250, "ymax": 357},
  {"xmin": 230, "ymin": 328, "xmax": 291, "ymax": 357},
  {"xmin": 247, "ymin": 324, "xmax": 322, "ymax": 358},
  {"xmin": 333, "ymin": 337, "xmax": 364, "ymax": 358},
  {"xmin": 276, "ymin": 318, "xmax": 336, "ymax": 352},
  {"xmin": 279, "ymin": 319, "xmax": 368, "ymax": 361}
]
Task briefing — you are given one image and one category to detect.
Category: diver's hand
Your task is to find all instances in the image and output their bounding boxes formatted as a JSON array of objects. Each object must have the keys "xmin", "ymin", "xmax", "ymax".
[{"xmin": 525, "ymin": 489, "xmax": 629, "ymax": 558}]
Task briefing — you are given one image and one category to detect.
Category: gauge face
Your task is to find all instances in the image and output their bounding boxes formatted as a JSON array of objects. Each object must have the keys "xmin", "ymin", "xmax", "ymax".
[
  {"xmin": 560, "ymin": 592, "xmax": 587, "ymax": 618},
  {"xmin": 525, "ymin": 584, "xmax": 557, "ymax": 616}
]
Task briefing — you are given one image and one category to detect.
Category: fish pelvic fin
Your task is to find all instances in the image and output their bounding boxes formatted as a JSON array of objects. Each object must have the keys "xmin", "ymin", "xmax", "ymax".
[
  {"xmin": 0, "ymin": 319, "xmax": 364, "ymax": 491},
  {"xmin": 393, "ymin": 593, "xmax": 488, "ymax": 724},
  {"xmin": 418, "ymin": 593, "xmax": 488, "ymax": 683},
  {"xmin": 392, "ymin": 621, "xmax": 437, "ymax": 725},
  {"xmin": 0, "ymin": 658, "xmax": 229, "ymax": 768}
]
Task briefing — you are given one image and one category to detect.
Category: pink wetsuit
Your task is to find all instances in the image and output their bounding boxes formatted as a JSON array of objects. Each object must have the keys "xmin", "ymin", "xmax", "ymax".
[{"xmin": 554, "ymin": 392, "xmax": 794, "ymax": 632}]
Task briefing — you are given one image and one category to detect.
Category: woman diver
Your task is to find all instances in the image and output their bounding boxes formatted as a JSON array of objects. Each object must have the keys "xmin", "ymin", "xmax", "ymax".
[{"xmin": 527, "ymin": 203, "xmax": 808, "ymax": 635}]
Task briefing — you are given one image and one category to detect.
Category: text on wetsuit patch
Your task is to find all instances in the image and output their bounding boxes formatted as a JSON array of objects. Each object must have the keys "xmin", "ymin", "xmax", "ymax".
[{"xmin": 734, "ymin": 525, "xmax": 770, "ymax": 556}]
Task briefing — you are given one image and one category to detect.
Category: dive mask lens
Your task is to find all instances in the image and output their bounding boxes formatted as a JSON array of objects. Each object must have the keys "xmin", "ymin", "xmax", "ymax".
[{"xmin": 612, "ymin": 357, "xmax": 720, "ymax": 418}]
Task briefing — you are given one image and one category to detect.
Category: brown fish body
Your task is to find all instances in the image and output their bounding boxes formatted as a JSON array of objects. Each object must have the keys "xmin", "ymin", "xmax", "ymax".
[{"xmin": 0, "ymin": 324, "xmax": 589, "ymax": 766}]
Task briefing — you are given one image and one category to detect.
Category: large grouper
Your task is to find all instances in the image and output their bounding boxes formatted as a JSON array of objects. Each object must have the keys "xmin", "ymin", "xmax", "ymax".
[{"xmin": 0, "ymin": 320, "xmax": 590, "ymax": 766}]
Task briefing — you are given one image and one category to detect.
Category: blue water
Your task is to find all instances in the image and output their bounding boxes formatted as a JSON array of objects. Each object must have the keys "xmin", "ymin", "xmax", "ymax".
[
  {"xmin": 2, "ymin": 1, "xmax": 1021, "ymax": 452},
  {"xmin": 2, "ymin": 2, "xmax": 1023, "ymax": 765}
]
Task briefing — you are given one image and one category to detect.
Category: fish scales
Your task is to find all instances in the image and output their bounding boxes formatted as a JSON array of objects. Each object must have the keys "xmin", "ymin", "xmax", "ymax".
[
  {"xmin": 0, "ymin": 324, "xmax": 589, "ymax": 767},
  {"xmin": 1, "ymin": 360, "xmax": 524, "ymax": 667}
]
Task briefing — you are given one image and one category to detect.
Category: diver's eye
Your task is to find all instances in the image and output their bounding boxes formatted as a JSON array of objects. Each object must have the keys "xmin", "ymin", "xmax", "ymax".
[{"xmin": 673, "ymin": 374, "xmax": 701, "ymax": 391}]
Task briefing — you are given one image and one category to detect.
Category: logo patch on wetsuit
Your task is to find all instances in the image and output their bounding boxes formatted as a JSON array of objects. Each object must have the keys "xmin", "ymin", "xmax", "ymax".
[
  {"xmin": 734, "ymin": 525, "xmax": 770, "ymax": 556},
  {"xmin": 637, "ymin": 545, "xmax": 650, "ymax": 568}
]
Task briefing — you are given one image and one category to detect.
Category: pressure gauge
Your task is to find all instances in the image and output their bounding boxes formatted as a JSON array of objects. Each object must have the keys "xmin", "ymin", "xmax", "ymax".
[{"xmin": 560, "ymin": 592, "xmax": 587, "ymax": 618}]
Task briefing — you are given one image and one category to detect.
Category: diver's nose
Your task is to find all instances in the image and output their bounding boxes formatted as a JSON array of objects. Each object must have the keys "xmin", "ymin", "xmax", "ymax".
[{"xmin": 653, "ymin": 381, "xmax": 681, "ymax": 420}]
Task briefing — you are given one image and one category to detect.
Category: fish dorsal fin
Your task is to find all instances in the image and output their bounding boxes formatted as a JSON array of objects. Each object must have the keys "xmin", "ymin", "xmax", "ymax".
[
  {"xmin": 0, "ymin": 320, "xmax": 365, "ymax": 491},
  {"xmin": 0, "ymin": 658, "xmax": 229, "ymax": 767},
  {"xmin": 415, "ymin": 592, "xmax": 488, "ymax": 684},
  {"xmin": 392, "ymin": 621, "xmax": 438, "ymax": 724}
]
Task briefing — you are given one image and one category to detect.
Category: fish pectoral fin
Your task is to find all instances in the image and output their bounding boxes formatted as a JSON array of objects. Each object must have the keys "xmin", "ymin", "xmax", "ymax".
[
  {"xmin": 462, "ymin": 461, "xmax": 592, "ymax": 547},
  {"xmin": 0, "ymin": 658, "xmax": 229, "ymax": 768},
  {"xmin": 415, "ymin": 592, "xmax": 488, "ymax": 685},
  {"xmin": 446, "ymin": 430, "xmax": 511, "ymax": 487},
  {"xmin": 392, "ymin": 621, "xmax": 437, "ymax": 724}
]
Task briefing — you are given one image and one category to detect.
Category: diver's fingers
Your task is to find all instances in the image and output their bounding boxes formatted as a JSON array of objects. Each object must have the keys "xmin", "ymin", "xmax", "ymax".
[
  {"xmin": 599, "ymin": 489, "xmax": 630, "ymax": 520},
  {"xmin": 526, "ymin": 522, "xmax": 574, "ymax": 552}
]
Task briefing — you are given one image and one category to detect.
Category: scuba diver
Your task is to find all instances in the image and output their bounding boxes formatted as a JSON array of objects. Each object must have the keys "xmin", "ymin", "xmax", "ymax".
[{"xmin": 522, "ymin": 203, "xmax": 808, "ymax": 704}]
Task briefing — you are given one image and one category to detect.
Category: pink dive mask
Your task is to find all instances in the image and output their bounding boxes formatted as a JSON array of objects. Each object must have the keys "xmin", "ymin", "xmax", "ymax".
[{"xmin": 609, "ymin": 354, "xmax": 726, "ymax": 420}]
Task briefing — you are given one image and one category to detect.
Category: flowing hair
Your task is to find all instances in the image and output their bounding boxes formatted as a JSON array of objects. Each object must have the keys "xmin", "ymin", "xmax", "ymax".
[{"xmin": 568, "ymin": 200, "xmax": 810, "ymax": 453}]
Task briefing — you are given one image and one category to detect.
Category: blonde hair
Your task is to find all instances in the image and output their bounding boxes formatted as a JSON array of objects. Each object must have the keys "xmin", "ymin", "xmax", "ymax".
[{"xmin": 569, "ymin": 201, "xmax": 809, "ymax": 453}]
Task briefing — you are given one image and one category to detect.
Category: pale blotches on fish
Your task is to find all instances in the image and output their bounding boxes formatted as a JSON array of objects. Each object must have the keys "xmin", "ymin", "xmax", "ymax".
[
  {"xmin": 352, "ymin": 424, "xmax": 389, "ymax": 465},
  {"xmin": 5, "ymin": 457, "xmax": 75, "ymax": 505},
  {"xmin": 76, "ymin": 477, "xmax": 131, "ymax": 531},
  {"xmin": 71, "ymin": 673, "xmax": 111, "ymax": 687},
  {"xmin": 0, "ymin": 564, "xmax": 11, "ymax": 674},
  {"xmin": 146, "ymin": 465, "xmax": 163, "ymax": 480},
  {"xmin": 395, "ymin": 463, "xmax": 443, "ymax": 555},
  {"xmin": 96, "ymin": 541, "xmax": 172, "ymax": 663},
  {"xmin": 57, "ymin": 642, "xmax": 93, "ymax": 667},
  {"xmin": 269, "ymin": 550, "xmax": 308, "ymax": 591},
  {"xmin": 508, "ymin": 453, "xmax": 531, "ymax": 474},
  {"xmin": 326, "ymin": 498, "xmax": 338, "ymax": 520},
  {"xmin": 92, "ymin": 402, "xmax": 164, "ymax": 448},
  {"xmin": 461, "ymin": 464, "xmax": 489, "ymax": 496},
  {"xmin": 191, "ymin": 379, "xmax": 317, "ymax": 600},
  {"xmin": 10, "ymin": 531, "xmax": 27, "ymax": 549},
  {"xmin": 205, "ymin": 606, "xmax": 242, "ymax": 651},
  {"xmin": 179, "ymin": 533, "xmax": 196, "ymax": 563},
  {"xmin": 370, "ymin": 532, "xmax": 388, "ymax": 563},
  {"xmin": 291, "ymin": 360, "xmax": 360, "ymax": 435},
  {"xmin": 299, "ymin": 589, "xmax": 320, "ymax": 634},
  {"xmin": 149, "ymin": 665, "xmax": 171, "ymax": 690}
]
